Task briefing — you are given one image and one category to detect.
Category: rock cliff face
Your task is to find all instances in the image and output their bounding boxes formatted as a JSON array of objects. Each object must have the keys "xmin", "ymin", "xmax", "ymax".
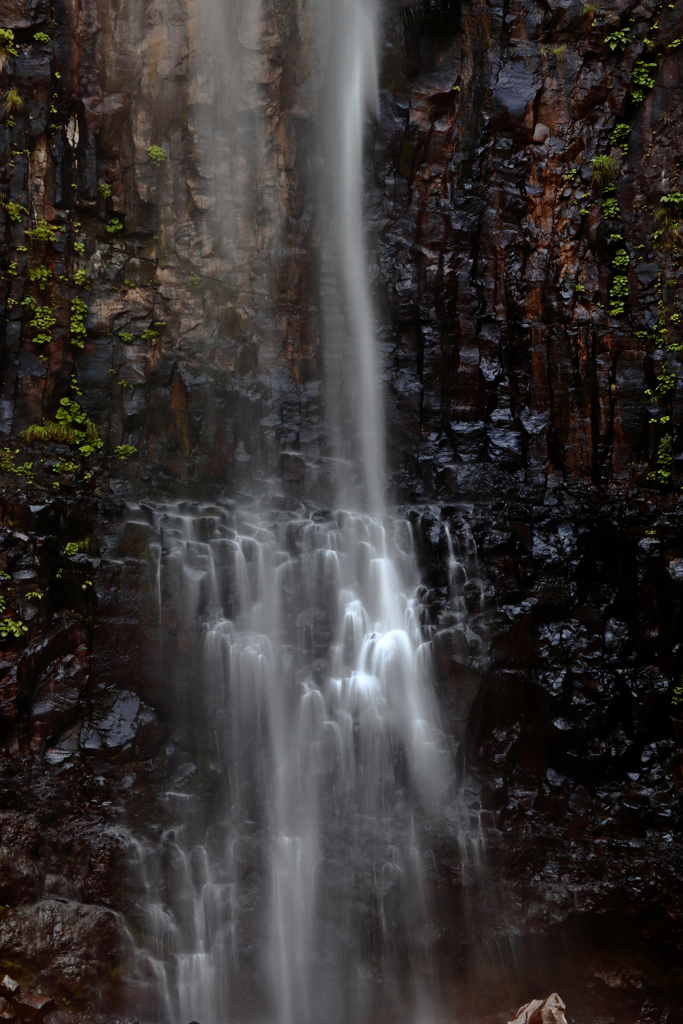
[
  {"xmin": 376, "ymin": 0, "xmax": 683, "ymax": 500},
  {"xmin": 2, "ymin": 0, "xmax": 683, "ymax": 1018}
]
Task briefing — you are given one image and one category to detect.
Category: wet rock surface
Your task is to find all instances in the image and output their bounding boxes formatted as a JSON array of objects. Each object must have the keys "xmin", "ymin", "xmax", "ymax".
[
  {"xmin": 1, "ymin": 0, "xmax": 683, "ymax": 1016},
  {"xmin": 0, "ymin": 482, "xmax": 682, "ymax": 1014}
]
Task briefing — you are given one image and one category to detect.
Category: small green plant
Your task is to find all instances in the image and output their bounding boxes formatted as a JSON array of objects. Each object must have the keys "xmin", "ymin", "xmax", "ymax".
[
  {"xmin": 25, "ymin": 590, "xmax": 43, "ymax": 601},
  {"xmin": 602, "ymin": 197, "xmax": 620, "ymax": 219},
  {"xmin": 0, "ymin": 617, "xmax": 28, "ymax": 640},
  {"xmin": 592, "ymin": 154, "xmax": 619, "ymax": 183},
  {"xmin": 29, "ymin": 265, "xmax": 52, "ymax": 290},
  {"xmin": 653, "ymin": 193, "xmax": 683, "ymax": 249},
  {"xmin": 106, "ymin": 217, "xmax": 123, "ymax": 234},
  {"xmin": 53, "ymin": 460, "xmax": 79, "ymax": 474},
  {"xmin": 610, "ymin": 122, "xmax": 630, "ymax": 154},
  {"xmin": 70, "ymin": 297, "xmax": 88, "ymax": 347},
  {"xmin": 115, "ymin": 444, "xmax": 138, "ymax": 460},
  {"xmin": 575, "ymin": 282, "xmax": 586, "ymax": 296},
  {"xmin": 564, "ymin": 168, "xmax": 578, "ymax": 183},
  {"xmin": 147, "ymin": 145, "xmax": 166, "ymax": 166},
  {"xmin": 73, "ymin": 269, "xmax": 90, "ymax": 287},
  {"xmin": 605, "ymin": 26, "xmax": 630, "ymax": 51},
  {"xmin": 5, "ymin": 200, "xmax": 26, "ymax": 222},
  {"xmin": 33, "ymin": 31, "xmax": 50, "ymax": 43},
  {"xmin": 24, "ymin": 399, "xmax": 102, "ymax": 457},
  {"xmin": 56, "ymin": 397, "xmax": 89, "ymax": 428},
  {"xmin": 73, "ymin": 240, "xmax": 85, "ymax": 253},
  {"xmin": 0, "ymin": 448, "xmax": 33, "ymax": 480},
  {"xmin": 609, "ymin": 275, "xmax": 628, "ymax": 316},
  {"xmin": 632, "ymin": 60, "xmax": 657, "ymax": 95},
  {"xmin": 27, "ymin": 304, "xmax": 57, "ymax": 345},
  {"xmin": 188, "ymin": 272, "xmax": 202, "ymax": 287},
  {"xmin": 62, "ymin": 537, "xmax": 89, "ymax": 557},
  {"xmin": 0, "ymin": 28, "xmax": 18, "ymax": 60},
  {"xmin": 581, "ymin": 4, "xmax": 597, "ymax": 20},
  {"xmin": 28, "ymin": 219, "xmax": 61, "ymax": 243},
  {"xmin": 657, "ymin": 433, "xmax": 673, "ymax": 484},
  {"xmin": 98, "ymin": 182, "xmax": 112, "ymax": 198},
  {"xmin": 142, "ymin": 322, "xmax": 165, "ymax": 344},
  {"xmin": 612, "ymin": 248, "xmax": 629, "ymax": 269},
  {"xmin": 3, "ymin": 87, "xmax": 22, "ymax": 115},
  {"xmin": 118, "ymin": 378, "xmax": 132, "ymax": 388},
  {"xmin": 119, "ymin": 332, "xmax": 135, "ymax": 343},
  {"xmin": 656, "ymin": 368, "xmax": 676, "ymax": 395},
  {"xmin": 25, "ymin": 421, "xmax": 80, "ymax": 445}
]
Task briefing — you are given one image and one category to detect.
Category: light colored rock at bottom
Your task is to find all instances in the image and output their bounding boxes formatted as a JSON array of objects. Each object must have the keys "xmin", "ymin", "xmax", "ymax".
[{"xmin": 508, "ymin": 993, "xmax": 568, "ymax": 1024}]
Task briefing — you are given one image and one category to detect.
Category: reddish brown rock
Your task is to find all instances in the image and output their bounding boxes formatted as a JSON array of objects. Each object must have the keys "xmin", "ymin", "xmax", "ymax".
[{"xmin": 10, "ymin": 993, "xmax": 55, "ymax": 1021}]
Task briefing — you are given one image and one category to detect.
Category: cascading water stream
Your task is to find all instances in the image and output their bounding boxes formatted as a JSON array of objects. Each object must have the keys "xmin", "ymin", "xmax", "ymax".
[
  {"xmin": 323, "ymin": 0, "xmax": 385, "ymax": 511},
  {"xmin": 122, "ymin": 0, "xmax": 483, "ymax": 1020},
  {"xmin": 129, "ymin": 507, "xmax": 456, "ymax": 1024}
]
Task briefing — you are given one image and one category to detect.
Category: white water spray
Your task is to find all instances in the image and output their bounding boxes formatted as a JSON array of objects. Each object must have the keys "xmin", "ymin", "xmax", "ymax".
[{"xmin": 129, "ymin": 507, "xmax": 453, "ymax": 1024}]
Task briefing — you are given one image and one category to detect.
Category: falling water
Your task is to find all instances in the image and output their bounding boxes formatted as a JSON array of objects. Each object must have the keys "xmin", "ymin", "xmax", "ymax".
[
  {"xmin": 128, "ymin": 506, "xmax": 454, "ymax": 1024},
  {"xmin": 318, "ymin": 0, "xmax": 385, "ymax": 510},
  {"xmin": 122, "ymin": 0, "xmax": 482, "ymax": 1020}
]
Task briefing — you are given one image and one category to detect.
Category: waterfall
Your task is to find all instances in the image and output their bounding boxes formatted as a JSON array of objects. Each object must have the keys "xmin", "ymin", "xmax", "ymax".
[
  {"xmin": 319, "ymin": 0, "xmax": 386, "ymax": 511},
  {"xmin": 128, "ymin": 507, "xmax": 454, "ymax": 1024},
  {"xmin": 121, "ymin": 1, "xmax": 471, "ymax": 1021}
]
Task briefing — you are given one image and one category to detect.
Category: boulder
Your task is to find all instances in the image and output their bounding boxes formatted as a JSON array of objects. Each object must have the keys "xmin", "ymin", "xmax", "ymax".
[
  {"xmin": 0, "ymin": 995, "xmax": 17, "ymax": 1021},
  {"xmin": 0, "ymin": 980, "xmax": 19, "ymax": 1000},
  {"xmin": 10, "ymin": 993, "xmax": 55, "ymax": 1020},
  {"xmin": 508, "ymin": 993, "xmax": 567, "ymax": 1024}
]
